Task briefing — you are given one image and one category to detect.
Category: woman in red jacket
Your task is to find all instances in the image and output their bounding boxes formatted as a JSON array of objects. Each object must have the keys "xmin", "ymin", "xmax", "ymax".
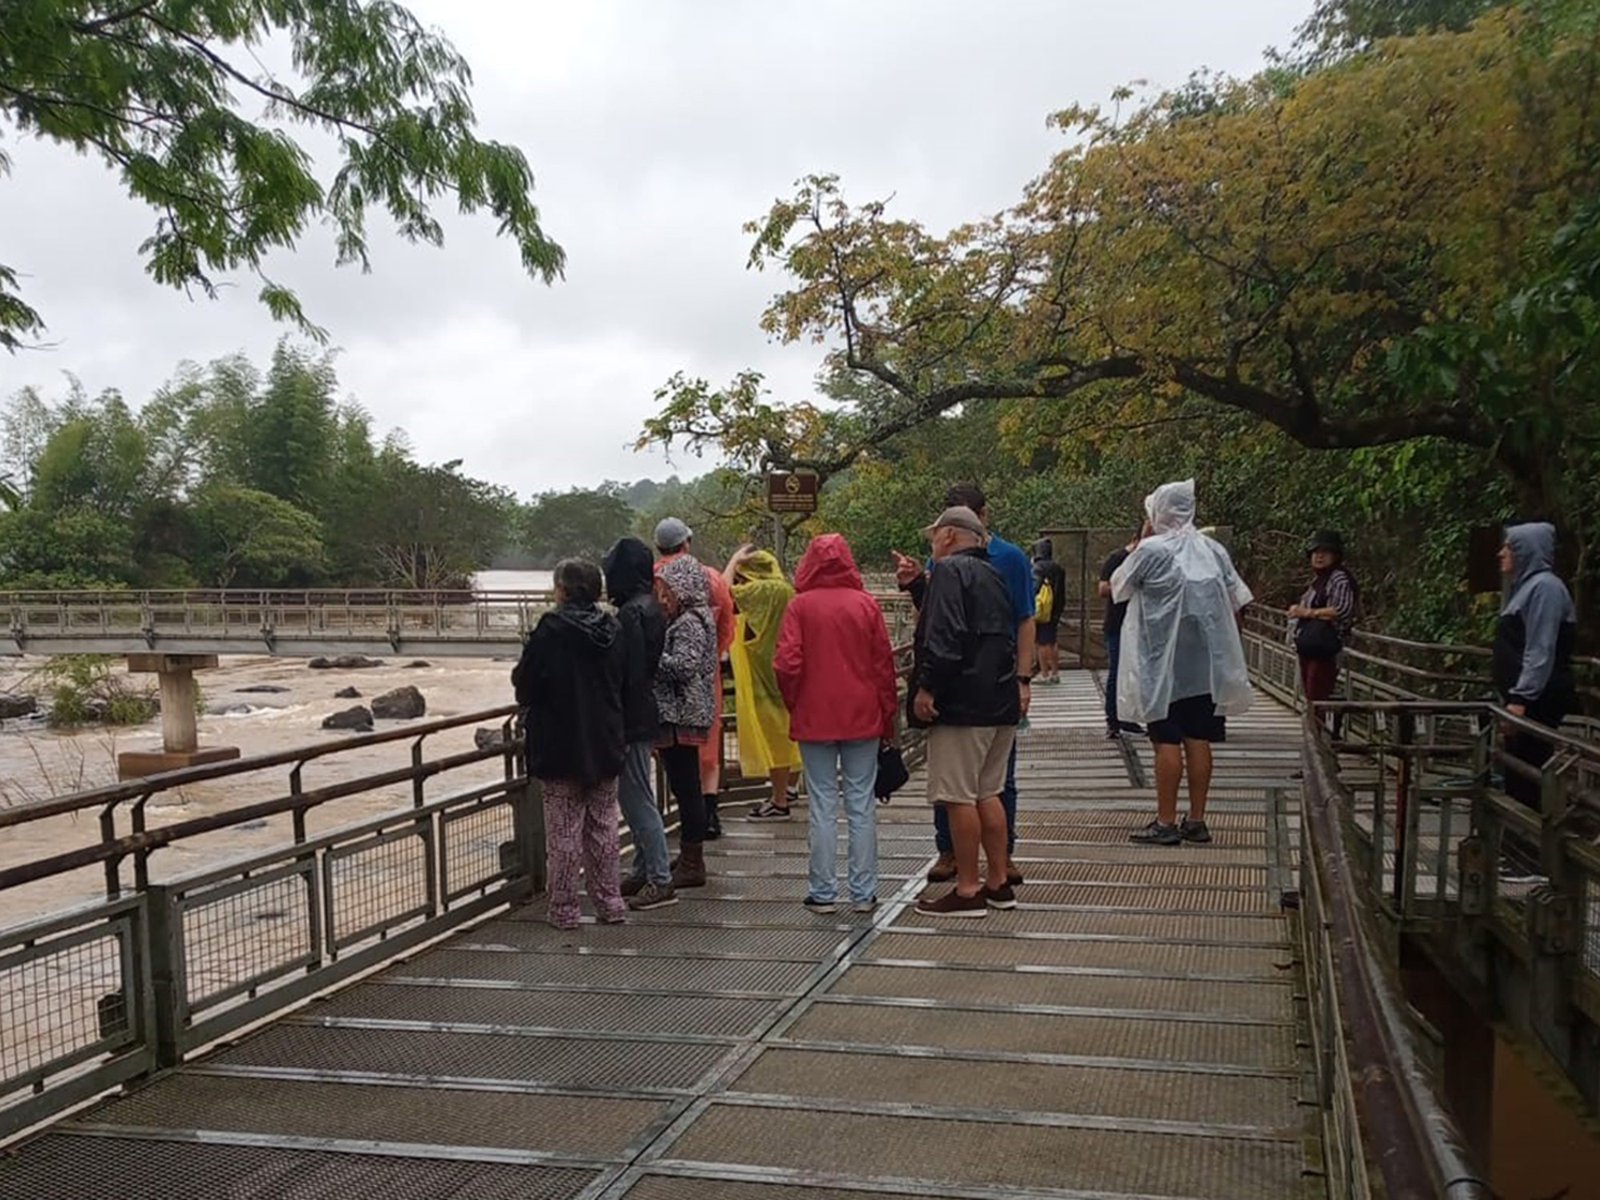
[{"xmin": 776, "ymin": 534, "xmax": 900, "ymax": 914}]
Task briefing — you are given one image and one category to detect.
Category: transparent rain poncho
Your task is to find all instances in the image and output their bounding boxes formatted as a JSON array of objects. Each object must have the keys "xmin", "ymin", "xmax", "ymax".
[{"xmin": 1111, "ymin": 480, "xmax": 1255, "ymax": 724}]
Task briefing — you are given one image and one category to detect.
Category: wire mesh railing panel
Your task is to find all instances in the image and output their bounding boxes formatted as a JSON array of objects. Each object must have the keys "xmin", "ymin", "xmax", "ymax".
[
  {"xmin": 323, "ymin": 825, "xmax": 434, "ymax": 951},
  {"xmin": 178, "ymin": 866, "xmax": 317, "ymax": 1016},
  {"xmin": 0, "ymin": 903, "xmax": 144, "ymax": 1118},
  {"xmin": 441, "ymin": 795, "xmax": 517, "ymax": 903}
]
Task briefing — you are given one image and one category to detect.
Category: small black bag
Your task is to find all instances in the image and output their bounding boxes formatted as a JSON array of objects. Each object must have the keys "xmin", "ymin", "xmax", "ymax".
[
  {"xmin": 1295, "ymin": 618, "xmax": 1342, "ymax": 661},
  {"xmin": 1294, "ymin": 576, "xmax": 1346, "ymax": 661},
  {"xmin": 875, "ymin": 744, "xmax": 910, "ymax": 803}
]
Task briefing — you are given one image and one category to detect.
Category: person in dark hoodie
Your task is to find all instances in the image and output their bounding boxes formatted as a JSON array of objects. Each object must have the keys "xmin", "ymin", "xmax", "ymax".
[
  {"xmin": 604, "ymin": 537, "xmax": 678, "ymax": 911},
  {"xmin": 514, "ymin": 557, "xmax": 627, "ymax": 930},
  {"xmin": 1495, "ymin": 522, "xmax": 1578, "ymax": 810}
]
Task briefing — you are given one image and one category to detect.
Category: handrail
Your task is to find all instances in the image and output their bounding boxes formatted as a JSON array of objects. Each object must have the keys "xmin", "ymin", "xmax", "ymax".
[
  {"xmin": 1302, "ymin": 725, "xmax": 1490, "ymax": 1199},
  {"xmin": 0, "ymin": 704, "xmax": 520, "ymax": 830}
]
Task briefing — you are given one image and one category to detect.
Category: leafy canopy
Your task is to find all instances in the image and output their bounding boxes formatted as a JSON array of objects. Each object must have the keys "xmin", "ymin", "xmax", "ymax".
[{"xmin": 0, "ymin": 0, "xmax": 563, "ymax": 348}]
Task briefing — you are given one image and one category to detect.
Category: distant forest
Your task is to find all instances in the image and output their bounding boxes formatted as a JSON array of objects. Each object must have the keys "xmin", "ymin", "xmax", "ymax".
[{"xmin": 0, "ymin": 344, "xmax": 736, "ymax": 592}]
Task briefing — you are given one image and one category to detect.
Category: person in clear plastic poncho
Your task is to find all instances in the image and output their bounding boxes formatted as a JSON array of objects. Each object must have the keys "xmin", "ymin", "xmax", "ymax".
[{"xmin": 1111, "ymin": 480, "xmax": 1254, "ymax": 846}]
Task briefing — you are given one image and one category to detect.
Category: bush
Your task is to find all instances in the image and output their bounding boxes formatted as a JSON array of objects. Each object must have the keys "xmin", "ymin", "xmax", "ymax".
[{"xmin": 39, "ymin": 656, "xmax": 158, "ymax": 729}]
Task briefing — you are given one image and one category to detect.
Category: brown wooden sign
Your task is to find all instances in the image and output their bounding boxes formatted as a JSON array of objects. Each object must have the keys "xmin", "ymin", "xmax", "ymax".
[{"xmin": 766, "ymin": 471, "xmax": 819, "ymax": 514}]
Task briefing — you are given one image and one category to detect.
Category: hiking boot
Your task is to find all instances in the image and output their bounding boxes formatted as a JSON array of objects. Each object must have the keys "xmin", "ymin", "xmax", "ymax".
[
  {"xmin": 748, "ymin": 801, "xmax": 792, "ymax": 821},
  {"xmin": 915, "ymin": 889, "xmax": 987, "ymax": 918},
  {"xmin": 926, "ymin": 853, "xmax": 958, "ymax": 883},
  {"xmin": 984, "ymin": 883, "xmax": 1018, "ymax": 910},
  {"xmin": 1005, "ymin": 865, "xmax": 1024, "ymax": 887},
  {"xmin": 704, "ymin": 795, "xmax": 723, "ymax": 840},
  {"xmin": 626, "ymin": 882, "xmax": 679, "ymax": 911},
  {"xmin": 620, "ymin": 874, "xmax": 646, "ymax": 898},
  {"xmin": 1130, "ymin": 819, "xmax": 1182, "ymax": 846},
  {"xmin": 1180, "ymin": 817, "xmax": 1212, "ymax": 844},
  {"xmin": 671, "ymin": 842, "xmax": 707, "ymax": 888},
  {"xmin": 803, "ymin": 896, "xmax": 838, "ymax": 914}
]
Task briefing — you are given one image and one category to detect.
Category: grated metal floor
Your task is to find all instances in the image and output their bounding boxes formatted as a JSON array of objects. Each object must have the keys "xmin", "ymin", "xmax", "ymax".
[{"xmin": 0, "ymin": 673, "xmax": 1324, "ymax": 1200}]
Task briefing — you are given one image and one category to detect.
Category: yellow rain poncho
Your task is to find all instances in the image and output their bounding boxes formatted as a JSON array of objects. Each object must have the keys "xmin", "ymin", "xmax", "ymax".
[{"xmin": 729, "ymin": 551, "xmax": 803, "ymax": 776}]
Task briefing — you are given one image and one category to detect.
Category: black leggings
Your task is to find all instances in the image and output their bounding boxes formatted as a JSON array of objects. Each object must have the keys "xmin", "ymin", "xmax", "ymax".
[{"xmin": 659, "ymin": 743, "xmax": 708, "ymax": 844}]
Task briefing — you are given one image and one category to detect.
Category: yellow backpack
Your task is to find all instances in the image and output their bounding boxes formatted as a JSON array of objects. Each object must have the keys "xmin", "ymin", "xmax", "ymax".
[{"xmin": 1035, "ymin": 578, "xmax": 1054, "ymax": 623}]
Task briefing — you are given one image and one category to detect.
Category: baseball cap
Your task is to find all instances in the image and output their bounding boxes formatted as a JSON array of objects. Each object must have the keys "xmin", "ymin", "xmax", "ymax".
[
  {"xmin": 654, "ymin": 517, "xmax": 693, "ymax": 552},
  {"xmin": 922, "ymin": 506, "xmax": 987, "ymax": 540}
]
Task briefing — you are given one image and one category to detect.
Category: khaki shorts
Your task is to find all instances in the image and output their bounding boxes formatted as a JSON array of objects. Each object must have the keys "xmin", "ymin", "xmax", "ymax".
[{"xmin": 926, "ymin": 725, "xmax": 1017, "ymax": 806}]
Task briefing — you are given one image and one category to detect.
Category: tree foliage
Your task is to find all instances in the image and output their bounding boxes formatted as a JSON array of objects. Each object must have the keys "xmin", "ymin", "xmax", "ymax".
[
  {"xmin": 0, "ymin": 0, "xmax": 563, "ymax": 349},
  {"xmin": 645, "ymin": 0, "xmax": 1600, "ymax": 639}
]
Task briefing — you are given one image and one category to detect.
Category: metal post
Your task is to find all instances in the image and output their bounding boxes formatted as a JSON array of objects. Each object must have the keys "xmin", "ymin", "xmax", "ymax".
[
  {"xmin": 145, "ymin": 883, "xmax": 185, "ymax": 1069},
  {"xmin": 512, "ymin": 777, "xmax": 546, "ymax": 896}
]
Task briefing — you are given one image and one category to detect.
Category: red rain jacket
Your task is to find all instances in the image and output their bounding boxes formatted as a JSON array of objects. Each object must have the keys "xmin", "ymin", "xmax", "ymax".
[{"xmin": 775, "ymin": 534, "xmax": 898, "ymax": 743}]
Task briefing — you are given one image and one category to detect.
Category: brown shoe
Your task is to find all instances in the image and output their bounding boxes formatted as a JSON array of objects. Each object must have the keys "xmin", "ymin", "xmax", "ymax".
[
  {"xmin": 1006, "ymin": 865, "xmax": 1024, "ymax": 887},
  {"xmin": 926, "ymin": 853, "xmax": 957, "ymax": 883},
  {"xmin": 671, "ymin": 842, "xmax": 707, "ymax": 889},
  {"xmin": 984, "ymin": 883, "xmax": 1018, "ymax": 910},
  {"xmin": 915, "ymin": 889, "xmax": 987, "ymax": 918}
]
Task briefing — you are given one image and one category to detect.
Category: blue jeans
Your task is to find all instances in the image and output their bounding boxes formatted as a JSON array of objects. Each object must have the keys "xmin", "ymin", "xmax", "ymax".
[
  {"xmin": 800, "ymin": 739, "xmax": 880, "ymax": 904},
  {"xmin": 619, "ymin": 740, "xmax": 671, "ymax": 885},
  {"xmin": 933, "ymin": 738, "xmax": 1017, "ymax": 855},
  {"xmin": 1105, "ymin": 629, "xmax": 1123, "ymax": 730}
]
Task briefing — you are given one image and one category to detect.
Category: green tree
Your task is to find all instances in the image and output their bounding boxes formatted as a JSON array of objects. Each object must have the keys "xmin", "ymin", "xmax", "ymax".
[
  {"xmin": 187, "ymin": 485, "xmax": 326, "ymax": 586},
  {"xmin": 648, "ymin": 2, "xmax": 1600, "ymax": 632},
  {"xmin": 1297, "ymin": 0, "xmax": 1505, "ymax": 59},
  {"xmin": 364, "ymin": 454, "xmax": 512, "ymax": 588},
  {"xmin": 516, "ymin": 487, "xmax": 635, "ymax": 567},
  {"xmin": 0, "ymin": 0, "xmax": 563, "ymax": 349}
]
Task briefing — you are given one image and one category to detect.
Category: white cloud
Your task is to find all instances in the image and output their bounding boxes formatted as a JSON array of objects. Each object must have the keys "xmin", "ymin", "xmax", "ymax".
[{"xmin": 0, "ymin": 0, "xmax": 1312, "ymax": 494}]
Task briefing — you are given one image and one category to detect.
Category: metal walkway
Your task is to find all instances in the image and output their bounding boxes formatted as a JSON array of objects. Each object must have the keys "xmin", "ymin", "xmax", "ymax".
[{"xmin": 0, "ymin": 674, "xmax": 1321, "ymax": 1200}]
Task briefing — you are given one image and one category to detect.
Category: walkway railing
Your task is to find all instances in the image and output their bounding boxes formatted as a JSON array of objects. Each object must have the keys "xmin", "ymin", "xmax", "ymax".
[
  {"xmin": 0, "ymin": 638, "xmax": 925, "ymax": 1143},
  {"xmin": 1239, "ymin": 611, "xmax": 1600, "ymax": 1197},
  {"xmin": 0, "ymin": 707, "xmax": 537, "ymax": 1141}
]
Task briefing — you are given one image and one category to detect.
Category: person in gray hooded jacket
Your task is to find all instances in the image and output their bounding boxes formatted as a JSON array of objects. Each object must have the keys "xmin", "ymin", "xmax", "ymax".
[{"xmin": 1494, "ymin": 522, "xmax": 1577, "ymax": 809}]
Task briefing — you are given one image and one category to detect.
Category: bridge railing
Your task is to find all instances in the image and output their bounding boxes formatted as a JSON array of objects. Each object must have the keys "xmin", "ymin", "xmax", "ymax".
[
  {"xmin": 2, "ymin": 587, "xmax": 916, "ymax": 657},
  {"xmin": 2, "ymin": 588, "xmax": 560, "ymax": 653}
]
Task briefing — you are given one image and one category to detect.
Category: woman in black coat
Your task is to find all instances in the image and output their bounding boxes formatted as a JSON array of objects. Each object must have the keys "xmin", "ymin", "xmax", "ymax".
[{"xmin": 514, "ymin": 558, "xmax": 626, "ymax": 930}]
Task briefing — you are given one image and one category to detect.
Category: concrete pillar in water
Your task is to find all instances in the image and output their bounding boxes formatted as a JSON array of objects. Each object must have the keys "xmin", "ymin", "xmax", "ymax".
[{"xmin": 116, "ymin": 654, "xmax": 241, "ymax": 779}]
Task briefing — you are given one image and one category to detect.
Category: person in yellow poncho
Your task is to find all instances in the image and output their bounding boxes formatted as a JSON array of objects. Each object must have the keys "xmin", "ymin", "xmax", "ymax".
[{"xmin": 723, "ymin": 546, "xmax": 803, "ymax": 820}]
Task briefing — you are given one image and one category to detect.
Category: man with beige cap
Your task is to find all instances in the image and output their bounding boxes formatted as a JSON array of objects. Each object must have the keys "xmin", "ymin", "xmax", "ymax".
[{"xmin": 908, "ymin": 506, "xmax": 1021, "ymax": 917}]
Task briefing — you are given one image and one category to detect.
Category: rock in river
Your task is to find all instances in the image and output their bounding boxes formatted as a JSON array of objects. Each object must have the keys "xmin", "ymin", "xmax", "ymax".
[
  {"xmin": 0, "ymin": 693, "xmax": 39, "ymax": 720},
  {"xmin": 236, "ymin": 684, "xmax": 291, "ymax": 694},
  {"xmin": 308, "ymin": 655, "xmax": 384, "ymax": 670},
  {"xmin": 334, "ymin": 686, "xmax": 362, "ymax": 699},
  {"xmin": 321, "ymin": 705, "xmax": 374, "ymax": 732},
  {"xmin": 371, "ymin": 686, "xmax": 426, "ymax": 720}
]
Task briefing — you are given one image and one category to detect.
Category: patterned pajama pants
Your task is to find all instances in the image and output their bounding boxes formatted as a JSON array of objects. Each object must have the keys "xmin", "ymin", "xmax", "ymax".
[{"xmin": 543, "ymin": 777, "xmax": 625, "ymax": 929}]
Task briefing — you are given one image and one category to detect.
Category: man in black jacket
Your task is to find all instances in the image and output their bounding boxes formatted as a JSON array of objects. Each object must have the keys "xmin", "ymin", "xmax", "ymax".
[
  {"xmin": 911, "ymin": 507, "xmax": 1021, "ymax": 919},
  {"xmin": 604, "ymin": 538, "xmax": 678, "ymax": 910}
]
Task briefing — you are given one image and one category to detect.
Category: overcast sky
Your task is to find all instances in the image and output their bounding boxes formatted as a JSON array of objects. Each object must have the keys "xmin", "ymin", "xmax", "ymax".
[{"xmin": 1, "ymin": 0, "xmax": 1311, "ymax": 498}]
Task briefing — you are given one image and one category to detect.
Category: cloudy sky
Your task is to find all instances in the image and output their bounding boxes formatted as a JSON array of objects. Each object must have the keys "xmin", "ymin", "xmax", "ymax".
[{"xmin": 2, "ymin": 0, "xmax": 1311, "ymax": 497}]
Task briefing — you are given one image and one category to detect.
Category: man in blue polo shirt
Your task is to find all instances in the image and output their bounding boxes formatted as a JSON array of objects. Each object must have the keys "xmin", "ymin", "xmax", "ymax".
[{"xmin": 895, "ymin": 482, "xmax": 1034, "ymax": 886}]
